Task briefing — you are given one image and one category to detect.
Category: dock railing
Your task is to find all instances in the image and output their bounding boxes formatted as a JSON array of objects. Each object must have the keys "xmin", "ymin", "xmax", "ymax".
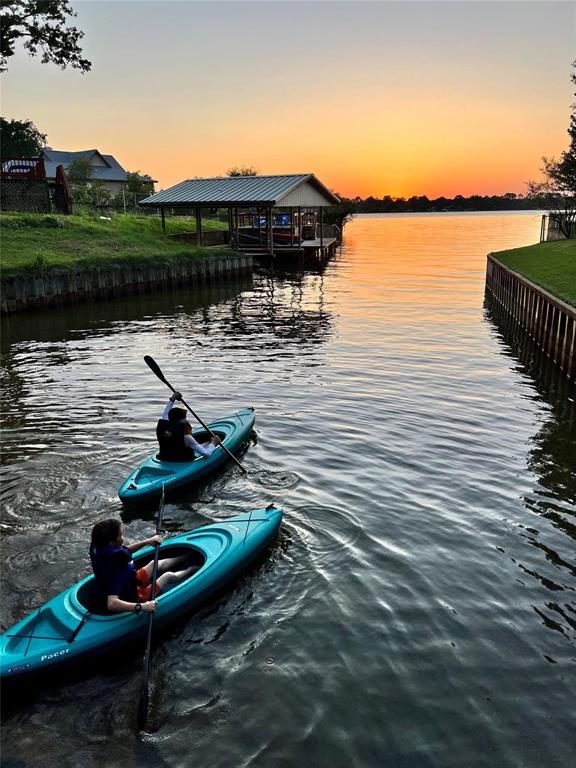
[{"xmin": 319, "ymin": 223, "xmax": 342, "ymax": 243}]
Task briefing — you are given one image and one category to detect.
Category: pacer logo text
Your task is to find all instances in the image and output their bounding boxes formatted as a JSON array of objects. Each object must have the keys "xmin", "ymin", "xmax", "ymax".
[{"xmin": 40, "ymin": 649, "xmax": 71, "ymax": 662}]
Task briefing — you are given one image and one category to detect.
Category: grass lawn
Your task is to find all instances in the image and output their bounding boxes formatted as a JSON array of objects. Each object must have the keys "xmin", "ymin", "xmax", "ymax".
[
  {"xmin": 0, "ymin": 212, "xmax": 232, "ymax": 277},
  {"xmin": 493, "ymin": 239, "xmax": 576, "ymax": 307}
]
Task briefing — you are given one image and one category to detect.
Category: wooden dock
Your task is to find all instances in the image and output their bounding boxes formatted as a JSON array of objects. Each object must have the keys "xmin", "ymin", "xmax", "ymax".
[
  {"xmin": 239, "ymin": 237, "xmax": 338, "ymax": 261},
  {"xmin": 301, "ymin": 237, "xmax": 338, "ymax": 257}
]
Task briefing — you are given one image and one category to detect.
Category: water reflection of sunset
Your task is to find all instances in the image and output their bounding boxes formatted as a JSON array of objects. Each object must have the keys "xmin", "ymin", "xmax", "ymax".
[{"xmin": 339, "ymin": 213, "xmax": 542, "ymax": 320}]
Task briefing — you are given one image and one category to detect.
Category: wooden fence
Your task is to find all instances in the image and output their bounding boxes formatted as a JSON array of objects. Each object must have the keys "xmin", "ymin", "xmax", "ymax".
[
  {"xmin": 1, "ymin": 254, "xmax": 253, "ymax": 315},
  {"xmin": 485, "ymin": 255, "xmax": 575, "ymax": 381}
]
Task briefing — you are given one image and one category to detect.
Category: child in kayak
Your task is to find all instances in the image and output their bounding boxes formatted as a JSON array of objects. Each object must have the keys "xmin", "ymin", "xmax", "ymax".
[
  {"xmin": 90, "ymin": 519, "xmax": 195, "ymax": 614},
  {"xmin": 156, "ymin": 391, "xmax": 221, "ymax": 462}
]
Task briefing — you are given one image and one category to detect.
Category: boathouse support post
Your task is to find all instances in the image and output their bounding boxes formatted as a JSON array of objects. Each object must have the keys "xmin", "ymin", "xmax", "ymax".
[
  {"xmin": 195, "ymin": 207, "xmax": 203, "ymax": 246},
  {"xmin": 290, "ymin": 207, "xmax": 294, "ymax": 247},
  {"xmin": 268, "ymin": 206, "xmax": 274, "ymax": 256},
  {"xmin": 320, "ymin": 207, "xmax": 324, "ymax": 247},
  {"xmin": 160, "ymin": 207, "xmax": 166, "ymax": 235},
  {"xmin": 297, "ymin": 207, "xmax": 301, "ymax": 245}
]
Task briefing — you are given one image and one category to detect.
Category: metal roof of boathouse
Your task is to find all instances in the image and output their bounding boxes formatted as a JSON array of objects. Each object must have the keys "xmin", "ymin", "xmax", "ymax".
[{"xmin": 139, "ymin": 174, "xmax": 340, "ymax": 208}]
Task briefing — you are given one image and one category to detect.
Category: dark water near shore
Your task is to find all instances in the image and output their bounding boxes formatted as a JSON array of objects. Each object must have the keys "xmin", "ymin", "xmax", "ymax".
[{"xmin": 1, "ymin": 212, "xmax": 575, "ymax": 768}]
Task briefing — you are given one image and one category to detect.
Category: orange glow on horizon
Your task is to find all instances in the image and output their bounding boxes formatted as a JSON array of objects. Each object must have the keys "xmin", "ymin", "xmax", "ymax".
[
  {"xmin": 1, "ymin": 0, "xmax": 572, "ymax": 202},
  {"xmin": 95, "ymin": 83, "xmax": 566, "ymax": 200},
  {"xmin": 35, "ymin": 90, "xmax": 566, "ymax": 200}
]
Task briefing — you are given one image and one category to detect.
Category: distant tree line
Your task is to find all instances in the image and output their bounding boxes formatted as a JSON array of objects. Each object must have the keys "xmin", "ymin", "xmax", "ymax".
[
  {"xmin": 339, "ymin": 192, "xmax": 539, "ymax": 214},
  {"xmin": 226, "ymin": 166, "xmax": 258, "ymax": 176}
]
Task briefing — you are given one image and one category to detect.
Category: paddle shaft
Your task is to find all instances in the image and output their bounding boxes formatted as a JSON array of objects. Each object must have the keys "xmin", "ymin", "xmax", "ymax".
[
  {"xmin": 137, "ymin": 487, "xmax": 165, "ymax": 729},
  {"xmin": 67, "ymin": 610, "xmax": 89, "ymax": 643},
  {"xmin": 144, "ymin": 355, "xmax": 247, "ymax": 474}
]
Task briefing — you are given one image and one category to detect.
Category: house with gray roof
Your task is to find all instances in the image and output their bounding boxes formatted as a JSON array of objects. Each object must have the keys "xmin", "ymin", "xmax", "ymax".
[{"xmin": 40, "ymin": 149, "xmax": 156, "ymax": 194}]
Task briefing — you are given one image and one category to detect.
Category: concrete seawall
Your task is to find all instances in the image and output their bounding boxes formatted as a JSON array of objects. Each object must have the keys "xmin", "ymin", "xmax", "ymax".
[{"xmin": 1, "ymin": 253, "xmax": 253, "ymax": 314}]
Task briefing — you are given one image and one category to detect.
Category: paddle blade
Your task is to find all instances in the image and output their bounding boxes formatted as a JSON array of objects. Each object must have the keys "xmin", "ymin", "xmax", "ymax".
[
  {"xmin": 144, "ymin": 355, "xmax": 167, "ymax": 384},
  {"xmin": 137, "ymin": 680, "xmax": 151, "ymax": 729}
]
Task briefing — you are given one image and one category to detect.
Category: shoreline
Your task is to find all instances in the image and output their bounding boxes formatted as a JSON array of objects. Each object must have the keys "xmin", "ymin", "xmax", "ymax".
[
  {"xmin": 492, "ymin": 239, "xmax": 576, "ymax": 308},
  {"xmin": 1, "ymin": 252, "xmax": 253, "ymax": 315},
  {"xmin": 485, "ymin": 247, "xmax": 576, "ymax": 381}
]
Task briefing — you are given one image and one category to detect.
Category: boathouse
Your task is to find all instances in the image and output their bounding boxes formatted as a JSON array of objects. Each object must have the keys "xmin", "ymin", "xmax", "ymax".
[{"xmin": 139, "ymin": 174, "xmax": 340, "ymax": 259}]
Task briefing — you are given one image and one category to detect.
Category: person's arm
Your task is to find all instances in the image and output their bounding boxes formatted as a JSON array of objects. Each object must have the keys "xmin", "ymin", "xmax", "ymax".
[
  {"xmin": 184, "ymin": 435, "xmax": 220, "ymax": 457},
  {"xmin": 161, "ymin": 391, "xmax": 183, "ymax": 420},
  {"xmin": 107, "ymin": 595, "xmax": 156, "ymax": 613},
  {"xmin": 126, "ymin": 534, "xmax": 162, "ymax": 553}
]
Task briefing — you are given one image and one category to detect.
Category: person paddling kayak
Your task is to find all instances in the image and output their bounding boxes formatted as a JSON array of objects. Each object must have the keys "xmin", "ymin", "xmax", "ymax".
[
  {"xmin": 156, "ymin": 392, "xmax": 221, "ymax": 462},
  {"xmin": 90, "ymin": 519, "xmax": 195, "ymax": 614}
]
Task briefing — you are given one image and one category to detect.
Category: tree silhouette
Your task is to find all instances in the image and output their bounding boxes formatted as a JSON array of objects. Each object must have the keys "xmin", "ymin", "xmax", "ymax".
[
  {"xmin": 0, "ymin": 116, "xmax": 46, "ymax": 158},
  {"xmin": 226, "ymin": 166, "xmax": 258, "ymax": 177},
  {"xmin": 527, "ymin": 61, "xmax": 576, "ymax": 236},
  {"xmin": 1, "ymin": 1, "xmax": 91, "ymax": 73}
]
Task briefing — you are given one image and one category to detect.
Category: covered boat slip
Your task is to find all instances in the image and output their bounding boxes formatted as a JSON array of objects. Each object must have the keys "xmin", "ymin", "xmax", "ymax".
[{"xmin": 139, "ymin": 173, "xmax": 340, "ymax": 260}]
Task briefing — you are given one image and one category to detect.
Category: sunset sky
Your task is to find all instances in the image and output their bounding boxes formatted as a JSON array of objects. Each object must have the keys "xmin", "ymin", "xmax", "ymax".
[{"xmin": 2, "ymin": 1, "xmax": 575, "ymax": 198}]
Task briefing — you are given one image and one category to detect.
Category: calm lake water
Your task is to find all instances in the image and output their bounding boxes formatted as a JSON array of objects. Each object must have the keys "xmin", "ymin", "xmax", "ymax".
[{"xmin": 1, "ymin": 212, "xmax": 575, "ymax": 768}]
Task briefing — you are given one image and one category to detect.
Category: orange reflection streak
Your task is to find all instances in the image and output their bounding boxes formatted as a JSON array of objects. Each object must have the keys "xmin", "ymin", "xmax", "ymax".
[{"xmin": 338, "ymin": 212, "xmax": 542, "ymax": 324}]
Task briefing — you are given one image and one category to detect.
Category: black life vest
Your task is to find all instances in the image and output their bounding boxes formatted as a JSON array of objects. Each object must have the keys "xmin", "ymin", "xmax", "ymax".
[{"xmin": 156, "ymin": 419, "xmax": 195, "ymax": 462}]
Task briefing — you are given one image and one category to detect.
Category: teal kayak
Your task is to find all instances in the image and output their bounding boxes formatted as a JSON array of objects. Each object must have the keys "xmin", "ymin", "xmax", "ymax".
[
  {"xmin": 0, "ymin": 505, "xmax": 282, "ymax": 683},
  {"xmin": 118, "ymin": 407, "xmax": 255, "ymax": 504}
]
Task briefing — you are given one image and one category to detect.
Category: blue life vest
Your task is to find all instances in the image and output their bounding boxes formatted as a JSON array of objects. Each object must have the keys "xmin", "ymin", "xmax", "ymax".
[
  {"xmin": 90, "ymin": 544, "xmax": 137, "ymax": 611},
  {"xmin": 156, "ymin": 419, "xmax": 195, "ymax": 462}
]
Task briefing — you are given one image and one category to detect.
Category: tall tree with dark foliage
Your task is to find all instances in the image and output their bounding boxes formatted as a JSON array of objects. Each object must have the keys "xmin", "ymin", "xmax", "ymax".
[
  {"xmin": 1, "ymin": 1, "xmax": 91, "ymax": 73},
  {"xmin": 0, "ymin": 116, "xmax": 46, "ymax": 158}
]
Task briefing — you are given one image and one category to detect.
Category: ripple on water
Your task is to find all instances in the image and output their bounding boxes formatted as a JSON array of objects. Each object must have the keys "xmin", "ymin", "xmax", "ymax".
[{"xmin": 249, "ymin": 466, "xmax": 300, "ymax": 491}]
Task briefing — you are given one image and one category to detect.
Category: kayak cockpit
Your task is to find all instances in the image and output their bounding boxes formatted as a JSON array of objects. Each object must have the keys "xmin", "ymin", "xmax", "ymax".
[{"xmin": 74, "ymin": 545, "xmax": 207, "ymax": 615}]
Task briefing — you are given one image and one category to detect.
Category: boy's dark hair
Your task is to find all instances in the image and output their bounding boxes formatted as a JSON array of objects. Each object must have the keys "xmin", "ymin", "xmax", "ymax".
[
  {"xmin": 168, "ymin": 407, "xmax": 187, "ymax": 422},
  {"xmin": 91, "ymin": 519, "xmax": 121, "ymax": 548}
]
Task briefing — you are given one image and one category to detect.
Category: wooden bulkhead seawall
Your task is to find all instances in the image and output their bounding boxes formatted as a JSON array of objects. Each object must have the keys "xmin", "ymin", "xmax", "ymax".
[
  {"xmin": 1, "ymin": 253, "xmax": 252, "ymax": 315},
  {"xmin": 485, "ymin": 254, "xmax": 575, "ymax": 381}
]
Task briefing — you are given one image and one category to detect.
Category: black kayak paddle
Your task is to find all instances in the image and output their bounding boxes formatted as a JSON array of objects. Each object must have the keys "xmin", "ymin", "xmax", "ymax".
[{"xmin": 137, "ymin": 484, "xmax": 165, "ymax": 730}]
